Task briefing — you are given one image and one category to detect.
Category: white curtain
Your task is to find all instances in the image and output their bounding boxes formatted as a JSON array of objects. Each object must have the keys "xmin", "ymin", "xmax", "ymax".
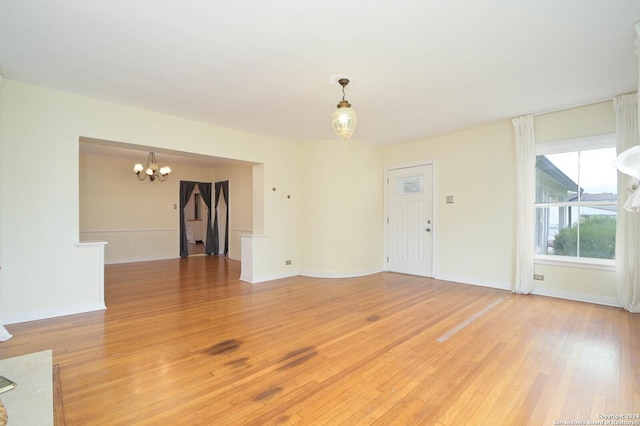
[
  {"xmin": 0, "ymin": 75, "xmax": 13, "ymax": 340},
  {"xmin": 614, "ymin": 92, "xmax": 640, "ymax": 312},
  {"xmin": 512, "ymin": 114, "xmax": 536, "ymax": 294}
]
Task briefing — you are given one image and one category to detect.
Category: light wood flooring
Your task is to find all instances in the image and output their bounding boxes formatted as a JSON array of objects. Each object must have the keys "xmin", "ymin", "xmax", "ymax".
[
  {"xmin": 0, "ymin": 256, "xmax": 639, "ymax": 425},
  {"xmin": 188, "ymin": 241, "xmax": 206, "ymax": 256}
]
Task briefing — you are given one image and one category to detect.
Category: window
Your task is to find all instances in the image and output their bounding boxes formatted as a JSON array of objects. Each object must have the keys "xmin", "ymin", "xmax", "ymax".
[
  {"xmin": 397, "ymin": 175, "xmax": 423, "ymax": 194},
  {"xmin": 535, "ymin": 134, "xmax": 617, "ymax": 264}
]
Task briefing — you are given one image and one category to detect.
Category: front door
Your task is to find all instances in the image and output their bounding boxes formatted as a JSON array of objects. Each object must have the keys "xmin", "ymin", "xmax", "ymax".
[{"xmin": 387, "ymin": 164, "xmax": 434, "ymax": 277}]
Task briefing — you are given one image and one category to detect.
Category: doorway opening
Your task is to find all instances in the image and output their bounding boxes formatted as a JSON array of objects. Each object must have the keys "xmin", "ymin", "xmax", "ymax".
[
  {"xmin": 179, "ymin": 180, "xmax": 230, "ymax": 257},
  {"xmin": 185, "ymin": 188, "xmax": 208, "ymax": 255},
  {"xmin": 180, "ymin": 181, "xmax": 213, "ymax": 257}
]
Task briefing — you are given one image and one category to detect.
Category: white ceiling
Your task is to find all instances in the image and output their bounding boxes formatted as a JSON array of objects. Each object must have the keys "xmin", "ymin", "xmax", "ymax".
[{"xmin": 1, "ymin": 1, "xmax": 639, "ymax": 145}]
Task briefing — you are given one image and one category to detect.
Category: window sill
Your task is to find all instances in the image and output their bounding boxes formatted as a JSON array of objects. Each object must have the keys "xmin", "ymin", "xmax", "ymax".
[{"xmin": 535, "ymin": 255, "xmax": 614, "ymax": 271}]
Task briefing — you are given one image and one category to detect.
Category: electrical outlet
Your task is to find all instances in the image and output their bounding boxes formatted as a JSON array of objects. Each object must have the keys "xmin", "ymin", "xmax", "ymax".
[
  {"xmin": 285, "ymin": 260, "xmax": 292, "ymax": 265},
  {"xmin": 533, "ymin": 274, "xmax": 544, "ymax": 281}
]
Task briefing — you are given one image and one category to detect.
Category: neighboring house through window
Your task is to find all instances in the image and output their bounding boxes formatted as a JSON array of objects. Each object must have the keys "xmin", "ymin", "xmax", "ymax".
[{"xmin": 535, "ymin": 134, "xmax": 617, "ymax": 266}]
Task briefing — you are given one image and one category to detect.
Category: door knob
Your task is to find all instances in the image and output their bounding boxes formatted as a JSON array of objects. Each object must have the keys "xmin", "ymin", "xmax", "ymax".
[{"xmin": 426, "ymin": 228, "xmax": 431, "ymax": 232}]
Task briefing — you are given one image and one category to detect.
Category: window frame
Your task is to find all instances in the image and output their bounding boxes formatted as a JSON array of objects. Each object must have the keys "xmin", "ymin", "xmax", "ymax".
[{"xmin": 534, "ymin": 133, "xmax": 616, "ymax": 270}]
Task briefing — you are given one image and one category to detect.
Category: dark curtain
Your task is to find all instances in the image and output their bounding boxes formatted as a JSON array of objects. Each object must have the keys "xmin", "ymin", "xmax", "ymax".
[
  {"xmin": 179, "ymin": 181, "xmax": 197, "ymax": 258},
  {"xmin": 213, "ymin": 180, "xmax": 230, "ymax": 255},
  {"xmin": 197, "ymin": 182, "xmax": 214, "ymax": 255},
  {"xmin": 221, "ymin": 180, "xmax": 229, "ymax": 255}
]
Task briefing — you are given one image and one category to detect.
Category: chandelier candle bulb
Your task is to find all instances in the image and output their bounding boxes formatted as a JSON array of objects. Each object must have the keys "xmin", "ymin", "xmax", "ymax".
[{"xmin": 134, "ymin": 152, "xmax": 171, "ymax": 182}]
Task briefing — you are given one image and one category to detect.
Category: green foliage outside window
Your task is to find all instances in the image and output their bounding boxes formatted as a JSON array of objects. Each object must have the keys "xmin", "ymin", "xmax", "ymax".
[{"xmin": 552, "ymin": 215, "xmax": 616, "ymax": 259}]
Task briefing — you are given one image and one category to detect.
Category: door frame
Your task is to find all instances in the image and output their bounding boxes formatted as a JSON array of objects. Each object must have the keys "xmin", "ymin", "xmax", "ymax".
[{"xmin": 383, "ymin": 160, "xmax": 438, "ymax": 277}]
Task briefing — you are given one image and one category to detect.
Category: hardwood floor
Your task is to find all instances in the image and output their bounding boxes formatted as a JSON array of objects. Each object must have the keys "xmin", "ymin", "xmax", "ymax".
[
  {"xmin": 188, "ymin": 241, "xmax": 206, "ymax": 256},
  {"xmin": 1, "ymin": 256, "xmax": 638, "ymax": 425}
]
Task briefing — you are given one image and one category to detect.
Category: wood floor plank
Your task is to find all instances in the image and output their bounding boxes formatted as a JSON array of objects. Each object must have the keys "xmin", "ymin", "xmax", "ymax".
[
  {"xmin": 53, "ymin": 364, "xmax": 66, "ymax": 426},
  {"xmin": 0, "ymin": 256, "xmax": 638, "ymax": 425}
]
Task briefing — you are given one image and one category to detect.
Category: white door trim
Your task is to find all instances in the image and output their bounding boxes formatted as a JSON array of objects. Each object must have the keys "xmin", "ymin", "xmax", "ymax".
[{"xmin": 383, "ymin": 161, "xmax": 438, "ymax": 277}]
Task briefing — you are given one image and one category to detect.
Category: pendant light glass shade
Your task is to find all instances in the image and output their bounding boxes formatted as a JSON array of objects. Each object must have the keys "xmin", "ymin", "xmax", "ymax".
[
  {"xmin": 332, "ymin": 101, "xmax": 358, "ymax": 141},
  {"xmin": 332, "ymin": 78, "xmax": 357, "ymax": 140}
]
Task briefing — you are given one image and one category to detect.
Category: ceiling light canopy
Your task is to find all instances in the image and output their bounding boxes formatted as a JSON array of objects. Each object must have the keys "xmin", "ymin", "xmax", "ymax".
[
  {"xmin": 133, "ymin": 152, "xmax": 171, "ymax": 182},
  {"xmin": 332, "ymin": 78, "xmax": 357, "ymax": 141}
]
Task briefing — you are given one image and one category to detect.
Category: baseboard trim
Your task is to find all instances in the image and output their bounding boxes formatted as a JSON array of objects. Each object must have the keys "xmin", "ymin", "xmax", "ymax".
[
  {"xmin": 5, "ymin": 302, "xmax": 107, "ymax": 325},
  {"xmin": 106, "ymin": 255, "xmax": 177, "ymax": 265},
  {"xmin": 435, "ymin": 273, "xmax": 622, "ymax": 308},
  {"xmin": 240, "ymin": 267, "xmax": 383, "ymax": 284},
  {"xmin": 300, "ymin": 268, "xmax": 383, "ymax": 279},
  {"xmin": 532, "ymin": 287, "xmax": 621, "ymax": 308},
  {"xmin": 435, "ymin": 273, "xmax": 512, "ymax": 291},
  {"xmin": 240, "ymin": 271, "xmax": 299, "ymax": 284}
]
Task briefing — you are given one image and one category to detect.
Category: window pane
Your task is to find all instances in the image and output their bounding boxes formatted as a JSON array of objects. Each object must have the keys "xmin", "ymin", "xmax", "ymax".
[
  {"xmin": 536, "ymin": 152, "xmax": 579, "ymax": 203},
  {"xmin": 535, "ymin": 139, "xmax": 617, "ymax": 262},
  {"xmin": 397, "ymin": 176, "xmax": 423, "ymax": 194},
  {"xmin": 536, "ymin": 206, "xmax": 578, "ymax": 256},
  {"xmin": 579, "ymin": 147, "xmax": 617, "ymax": 201},
  {"xmin": 578, "ymin": 206, "xmax": 616, "ymax": 259},
  {"xmin": 536, "ymin": 205, "xmax": 617, "ymax": 259}
]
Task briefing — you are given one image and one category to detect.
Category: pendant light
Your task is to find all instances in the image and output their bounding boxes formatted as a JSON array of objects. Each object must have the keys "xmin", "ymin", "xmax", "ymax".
[{"xmin": 332, "ymin": 78, "xmax": 357, "ymax": 141}]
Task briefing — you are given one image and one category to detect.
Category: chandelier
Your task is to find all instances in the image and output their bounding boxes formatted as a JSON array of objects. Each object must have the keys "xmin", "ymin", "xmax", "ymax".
[
  {"xmin": 332, "ymin": 78, "xmax": 357, "ymax": 141},
  {"xmin": 133, "ymin": 152, "xmax": 171, "ymax": 182}
]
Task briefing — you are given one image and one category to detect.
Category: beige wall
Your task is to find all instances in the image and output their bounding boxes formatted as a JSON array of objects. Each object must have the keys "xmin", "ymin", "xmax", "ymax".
[
  {"xmin": 535, "ymin": 101, "xmax": 615, "ymax": 143},
  {"xmin": 383, "ymin": 121, "xmax": 516, "ymax": 289},
  {"xmin": 381, "ymin": 101, "xmax": 618, "ymax": 305},
  {"xmin": 0, "ymin": 79, "xmax": 303, "ymax": 323},
  {"xmin": 299, "ymin": 139, "xmax": 384, "ymax": 277},
  {"xmin": 533, "ymin": 100, "xmax": 617, "ymax": 305},
  {"xmin": 0, "ymin": 78, "xmax": 622, "ymax": 325},
  {"xmin": 79, "ymin": 149, "xmax": 251, "ymax": 263},
  {"xmin": 213, "ymin": 164, "xmax": 254, "ymax": 261}
]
